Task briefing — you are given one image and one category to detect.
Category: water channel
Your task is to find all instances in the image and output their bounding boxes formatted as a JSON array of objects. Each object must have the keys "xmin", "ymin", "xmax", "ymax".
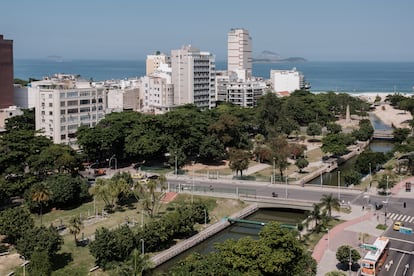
[
  {"xmin": 154, "ymin": 113, "xmax": 394, "ymax": 273},
  {"xmin": 154, "ymin": 208, "xmax": 307, "ymax": 273},
  {"xmin": 308, "ymin": 113, "xmax": 394, "ymax": 186}
]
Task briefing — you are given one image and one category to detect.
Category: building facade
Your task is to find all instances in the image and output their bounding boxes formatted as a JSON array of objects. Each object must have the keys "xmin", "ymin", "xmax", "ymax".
[
  {"xmin": 146, "ymin": 52, "xmax": 170, "ymax": 76},
  {"xmin": 32, "ymin": 74, "xmax": 106, "ymax": 146},
  {"xmin": 171, "ymin": 45, "xmax": 216, "ymax": 109},
  {"xmin": 270, "ymin": 69, "xmax": 303, "ymax": 93},
  {"xmin": 0, "ymin": 35, "xmax": 14, "ymax": 109},
  {"xmin": 227, "ymin": 28, "xmax": 252, "ymax": 79}
]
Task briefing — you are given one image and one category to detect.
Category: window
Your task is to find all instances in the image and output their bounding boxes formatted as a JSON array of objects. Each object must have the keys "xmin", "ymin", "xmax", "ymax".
[
  {"xmin": 61, "ymin": 134, "xmax": 66, "ymax": 140},
  {"xmin": 67, "ymin": 108, "xmax": 78, "ymax": 114},
  {"xmin": 41, "ymin": 111, "xmax": 45, "ymax": 115},
  {"xmin": 49, "ymin": 103, "xmax": 53, "ymax": 107},
  {"xmin": 60, "ymin": 101, "xmax": 65, "ymax": 107},
  {"xmin": 67, "ymin": 100, "xmax": 78, "ymax": 106},
  {"xmin": 60, "ymin": 109, "xmax": 66, "ymax": 115},
  {"xmin": 49, "ymin": 111, "xmax": 53, "ymax": 116},
  {"xmin": 80, "ymin": 99, "xmax": 90, "ymax": 105},
  {"xmin": 98, "ymin": 98, "xmax": 103, "ymax": 103},
  {"xmin": 48, "ymin": 94, "xmax": 53, "ymax": 99},
  {"xmin": 80, "ymin": 107, "xmax": 90, "ymax": 113},
  {"xmin": 67, "ymin": 92, "xmax": 78, "ymax": 98}
]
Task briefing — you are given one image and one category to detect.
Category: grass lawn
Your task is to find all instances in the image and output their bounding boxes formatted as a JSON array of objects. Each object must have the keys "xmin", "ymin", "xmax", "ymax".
[
  {"xmin": 26, "ymin": 194, "xmax": 248, "ymax": 275},
  {"xmin": 306, "ymin": 147, "xmax": 323, "ymax": 163},
  {"xmin": 302, "ymin": 218, "xmax": 344, "ymax": 250}
]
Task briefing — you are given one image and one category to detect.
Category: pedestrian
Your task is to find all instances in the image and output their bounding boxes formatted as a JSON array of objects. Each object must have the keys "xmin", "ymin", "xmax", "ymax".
[
  {"xmin": 362, "ymin": 205, "xmax": 365, "ymax": 211},
  {"xmin": 377, "ymin": 215, "xmax": 379, "ymax": 221}
]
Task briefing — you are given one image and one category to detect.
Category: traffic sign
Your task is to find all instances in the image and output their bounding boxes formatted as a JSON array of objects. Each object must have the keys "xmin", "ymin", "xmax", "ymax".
[
  {"xmin": 360, "ymin": 243, "xmax": 378, "ymax": 251},
  {"xmin": 399, "ymin": 226, "xmax": 413, "ymax": 235}
]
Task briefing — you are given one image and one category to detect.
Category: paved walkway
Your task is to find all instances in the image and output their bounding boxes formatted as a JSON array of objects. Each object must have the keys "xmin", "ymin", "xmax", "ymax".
[{"xmin": 313, "ymin": 177, "xmax": 414, "ymax": 276}]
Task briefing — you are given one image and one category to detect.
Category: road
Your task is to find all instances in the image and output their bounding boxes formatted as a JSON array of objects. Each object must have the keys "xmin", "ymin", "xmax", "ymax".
[
  {"xmin": 166, "ymin": 176, "xmax": 360, "ymax": 204},
  {"xmin": 379, "ymin": 221, "xmax": 414, "ymax": 276}
]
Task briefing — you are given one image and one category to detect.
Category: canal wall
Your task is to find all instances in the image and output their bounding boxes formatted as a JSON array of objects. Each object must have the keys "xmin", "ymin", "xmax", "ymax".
[
  {"xmin": 150, "ymin": 203, "xmax": 259, "ymax": 267},
  {"xmin": 295, "ymin": 140, "xmax": 370, "ymax": 186}
]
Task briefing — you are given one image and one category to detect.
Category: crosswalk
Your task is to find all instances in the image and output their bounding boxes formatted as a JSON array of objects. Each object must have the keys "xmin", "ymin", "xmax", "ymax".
[{"xmin": 387, "ymin": 213, "xmax": 414, "ymax": 223}]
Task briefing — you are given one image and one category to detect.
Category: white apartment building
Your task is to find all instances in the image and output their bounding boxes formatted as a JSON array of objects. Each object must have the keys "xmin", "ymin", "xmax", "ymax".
[
  {"xmin": 171, "ymin": 45, "xmax": 216, "ymax": 109},
  {"xmin": 227, "ymin": 28, "xmax": 252, "ymax": 79},
  {"xmin": 32, "ymin": 74, "xmax": 106, "ymax": 146},
  {"xmin": 146, "ymin": 52, "xmax": 170, "ymax": 76},
  {"xmin": 105, "ymin": 78, "xmax": 140, "ymax": 112},
  {"xmin": 227, "ymin": 79, "xmax": 266, "ymax": 108},
  {"xmin": 270, "ymin": 68, "xmax": 304, "ymax": 93}
]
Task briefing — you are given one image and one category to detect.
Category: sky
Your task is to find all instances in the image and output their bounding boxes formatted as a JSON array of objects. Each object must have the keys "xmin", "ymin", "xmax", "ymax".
[{"xmin": 1, "ymin": 0, "xmax": 413, "ymax": 61}]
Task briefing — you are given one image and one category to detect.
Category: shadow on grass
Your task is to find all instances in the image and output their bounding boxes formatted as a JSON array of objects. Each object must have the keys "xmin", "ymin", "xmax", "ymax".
[{"xmin": 52, "ymin": 252, "xmax": 73, "ymax": 271}]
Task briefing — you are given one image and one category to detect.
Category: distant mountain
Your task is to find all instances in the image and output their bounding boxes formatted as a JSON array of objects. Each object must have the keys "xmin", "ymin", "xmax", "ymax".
[{"xmin": 253, "ymin": 51, "xmax": 307, "ymax": 63}]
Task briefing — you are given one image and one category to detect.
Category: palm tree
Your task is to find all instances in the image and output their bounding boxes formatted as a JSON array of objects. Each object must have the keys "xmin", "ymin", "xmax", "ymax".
[
  {"xmin": 31, "ymin": 182, "xmax": 51, "ymax": 225},
  {"xmin": 319, "ymin": 193, "xmax": 340, "ymax": 218},
  {"xmin": 68, "ymin": 216, "xmax": 83, "ymax": 245},
  {"xmin": 309, "ymin": 203, "xmax": 322, "ymax": 229}
]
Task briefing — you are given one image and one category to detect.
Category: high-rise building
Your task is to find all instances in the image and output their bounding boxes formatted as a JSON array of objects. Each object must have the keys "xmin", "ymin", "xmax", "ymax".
[
  {"xmin": 227, "ymin": 28, "xmax": 252, "ymax": 79},
  {"xmin": 0, "ymin": 35, "xmax": 14, "ymax": 109},
  {"xmin": 171, "ymin": 45, "xmax": 215, "ymax": 109}
]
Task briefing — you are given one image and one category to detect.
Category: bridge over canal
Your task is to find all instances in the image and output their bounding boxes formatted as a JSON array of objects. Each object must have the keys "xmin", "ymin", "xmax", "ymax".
[{"xmin": 373, "ymin": 129, "xmax": 394, "ymax": 140}]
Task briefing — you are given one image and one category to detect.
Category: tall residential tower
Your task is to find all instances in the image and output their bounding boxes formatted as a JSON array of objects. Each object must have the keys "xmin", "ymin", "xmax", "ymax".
[
  {"xmin": 0, "ymin": 35, "xmax": 14, "ymax": 109},
  {"xmin": 227, "ymin": 28, "xmax": 252, "ymax": 79},
  {"xmin": 171, "ymin": 45, "xmax": 215, "ymax": 109}
]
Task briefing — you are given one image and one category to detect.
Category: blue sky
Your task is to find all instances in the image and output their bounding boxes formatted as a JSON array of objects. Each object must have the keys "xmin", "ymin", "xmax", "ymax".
[{"xmin": 1, "ymin": 0, "xmax": 413, "ymax": 61}]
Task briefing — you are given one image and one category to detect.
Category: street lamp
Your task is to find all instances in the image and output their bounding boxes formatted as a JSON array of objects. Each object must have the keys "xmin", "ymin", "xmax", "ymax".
[
  {"xmin": 349, "ymin": 247, "xmax": 352, "ymax": 275},
  {"xmin": 338, "ymin": 171, "xmax": 341, "ymax": 201},
  {"xmin": 175, "ymin": 152, "xmax": 178, "ymax": 175},
  {"xmin": 273, "ymin": 157, "xmax": 276, "ymax": 184},
  {"xmin": 109, "ymin": 154, "xmax": 117, "ymax": 170},
  {"xmin": 140, "ymin": 239, "xmax": 145, "ymax": 255},
  {"xmin": 204, "ymin": 209, "xmax": 207, "ymax": 226},
  {"xmin": 285, "ymin": 168, "xmax": 288, "ymax": 199}
]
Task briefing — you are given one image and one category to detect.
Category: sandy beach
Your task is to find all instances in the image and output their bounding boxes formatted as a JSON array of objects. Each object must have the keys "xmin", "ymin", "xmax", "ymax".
[{"xmin": 354, "ymin": 92, "xmax": 413, "ymax": 128}]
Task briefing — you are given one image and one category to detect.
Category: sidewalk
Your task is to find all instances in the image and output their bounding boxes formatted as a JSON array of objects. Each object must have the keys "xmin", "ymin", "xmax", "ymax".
[{"xmin": 313, "ymin": 177, "xmax": 414, "ymax": 276}]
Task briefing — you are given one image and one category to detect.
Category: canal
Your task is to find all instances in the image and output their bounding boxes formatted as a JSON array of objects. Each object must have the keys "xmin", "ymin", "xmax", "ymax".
[
  {"xmin": 154, "ymin": 208, "xmax": 307, "ymax": 273},
  {"xmin": 308, "ymin": 112, "xmax": 394, "ymax": 186}
]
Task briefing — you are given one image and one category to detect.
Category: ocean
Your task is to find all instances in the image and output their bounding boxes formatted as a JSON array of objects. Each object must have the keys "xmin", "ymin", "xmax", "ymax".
[{"xmin": 13, "ymin": 59, "xmax": 414, "ymax": 93}]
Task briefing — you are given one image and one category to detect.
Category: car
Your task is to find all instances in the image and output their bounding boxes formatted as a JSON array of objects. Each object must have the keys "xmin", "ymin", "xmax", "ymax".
[{"xmin": 393, "ymin": 221, "xmax": 403, "ymax": 231}]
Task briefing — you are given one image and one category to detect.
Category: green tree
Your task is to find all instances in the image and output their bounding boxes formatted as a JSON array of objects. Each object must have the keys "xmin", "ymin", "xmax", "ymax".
[
  {"xmin": 321, "ymin": 133, "xmax": 354, "ymax": 156},
  {"xmin": 30, "ymin": 182, "xmax": 51, "ymax": 225},
  {"xmin": 268, "ymin": 137, "xmax": 290, "ymax": 178},
  {"xmin": 111, "ymin": 249, "xmax": 153, "ymax": 276},
  {"xmin": 135, "ymin": 175, "xmax": 167, "ymax": 217},
  {"xmin": 16, "ymin": 226, "xmax": 63, "ymax": 259},
  {"xmin": 198, "ymin": 134, "xmax": 226, "ymax": 162},
  {"xmin": 228, "ymin": 148, "xmax": 250, "ymax": 177},
  {"xmin": 319, "ymin": 194, "xmax": 340, "ymax": 218},
  {"xmin": 377, "ymin": 175, "xmax": 395, "ymax": 193},
  {"xmin": 68, "ymin": 216, "xmax": 83, "ymax": 245},
  {"xmin": 326, "ymin": 122, "xmax": 342, "ymax": 134},
  {"xmin": 393, "ymin": 128, "xmax": 410, "ymax": 143},
  {"xmin": 28, "ymin": 250, "xmax": 52, "ymax": 276},
  {"xmin": 89, "ymin": 225, "xmax": 135, "ymax": 269},
  {"xmin": 336, "ymin": 245, "xmax": 361, "ymax": 267},
  {"xmin": 307, "ymin": 122, "xmax": 322, "ymax": 139},
  {"xmin": 343, "ymin": 170, "xmax": 361, "ymax": 186},
  {"xmin": 295, "ymin": 158, "xmax": 309, "ymax": 173},
  {"xmin": 0, "ymin": 207, "xmax": 34, "ymax": 244},
  {"xmin": 5, "ymin": 108, "xmax": 35, "ymax": 131}
]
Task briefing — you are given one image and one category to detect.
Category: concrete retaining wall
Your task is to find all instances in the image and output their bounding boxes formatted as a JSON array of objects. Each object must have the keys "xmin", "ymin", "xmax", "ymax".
[{"xmin": 150, "ymin": 204, "xmax": 259, "ymax": 267}]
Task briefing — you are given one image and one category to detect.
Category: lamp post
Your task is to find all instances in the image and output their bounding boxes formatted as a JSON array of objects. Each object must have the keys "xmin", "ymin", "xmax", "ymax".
[
  {"xmin": 349, "ymin": 247, "xmax": 352, "ymax": 275},
  {"xmin": 327, "ymin": 228, "xmax": 330, "ymax": 250},
  {"xmin": 285, "ymin": 168, "xmax": 288, "ymax": 199},
  {"xmin": 384, "ymin": 175, "xmax": 389, "ymax": 226},
  {"xmin": 273, "ymin": 157, "xmax": 276, "ymax": 184},
  {"xmin": 338, "ymin": 171, "xmax": 341, "ymax": 201},
  {"xmin": 140, "ymin": 239, "xmax": 145, "ymax": 255},
  {"xmin": 109, "ymin": 154, "xmax": 117, "ymax": 170},
  {"xmin": 175, "ymin": 152, "xmax": 178, "ymax": 175},
  {"xmin": 204, "ymin": 209, "xmax": 207, "ymax": 226}
]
